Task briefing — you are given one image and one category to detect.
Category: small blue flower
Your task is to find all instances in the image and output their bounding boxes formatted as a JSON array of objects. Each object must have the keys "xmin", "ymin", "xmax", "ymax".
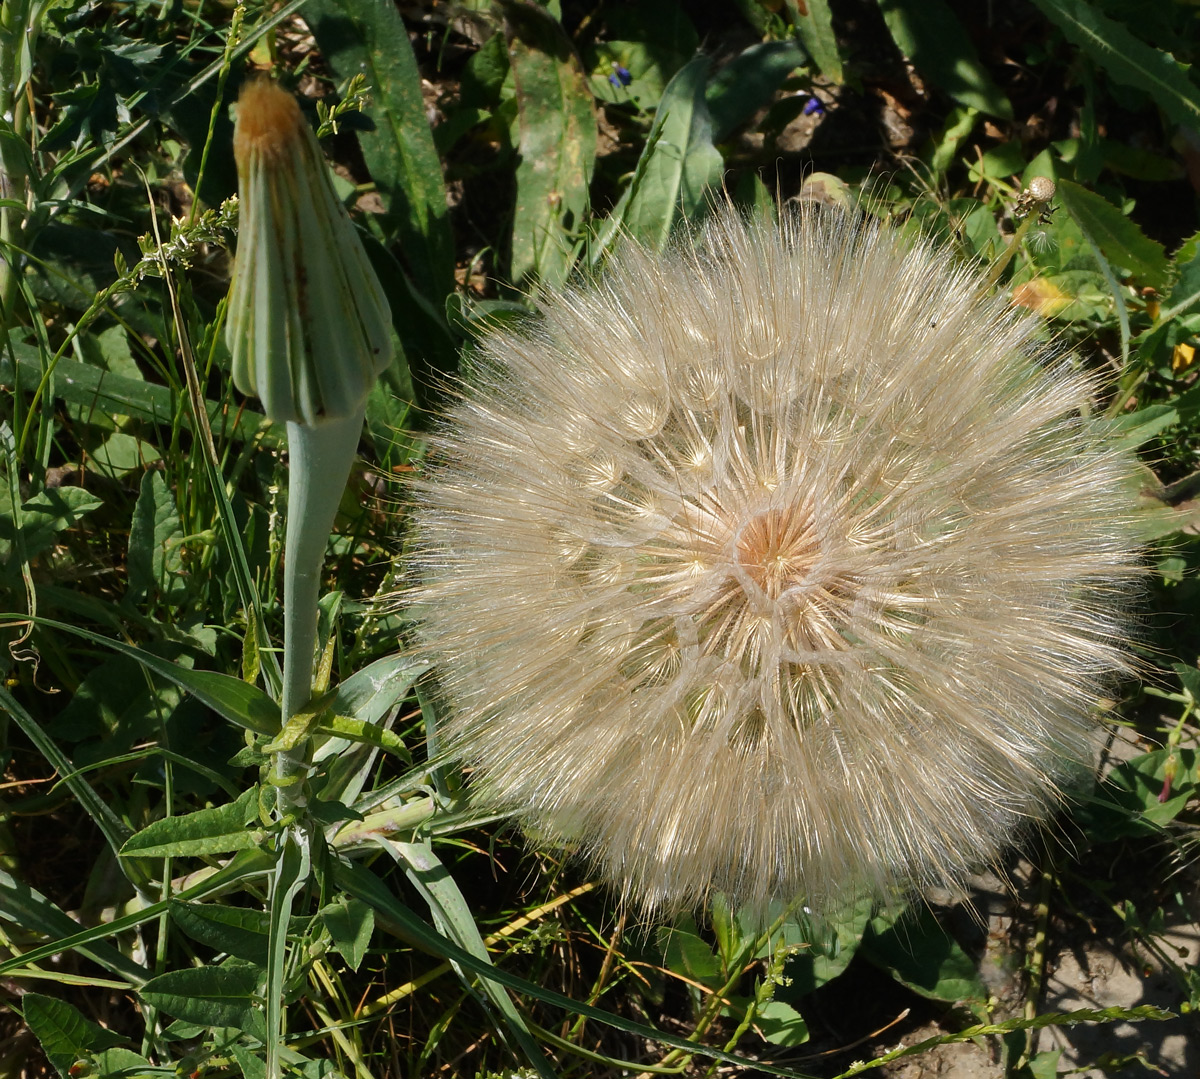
[
  {"xmin": 802, "ymin": 95, "xmax": 825, "ymax": 117},
  {"xmin": 608, "ymin": 62, "xmax": 632, "ymax": 88}
]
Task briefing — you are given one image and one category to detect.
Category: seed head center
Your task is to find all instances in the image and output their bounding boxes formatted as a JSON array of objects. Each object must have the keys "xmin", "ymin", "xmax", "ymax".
[{"xmin": 736, "ymin": 504, "xmax": 819, "ymax": 598}]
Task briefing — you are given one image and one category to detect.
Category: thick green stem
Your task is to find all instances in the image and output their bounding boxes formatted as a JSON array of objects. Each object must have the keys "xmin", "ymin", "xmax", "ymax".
[{"xmin": 274, "ymin": 409, "xmax": 365, "ymax": 801}]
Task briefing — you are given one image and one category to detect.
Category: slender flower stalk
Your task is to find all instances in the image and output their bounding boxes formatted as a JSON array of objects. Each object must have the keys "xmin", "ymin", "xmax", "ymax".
[
  {"xmin": 226, "ymin": 79, "xmax": 392, "ymax": 781},
  {"xmin": 403, "ymin": 205, "xmax": 1144, "ymax": 917}
]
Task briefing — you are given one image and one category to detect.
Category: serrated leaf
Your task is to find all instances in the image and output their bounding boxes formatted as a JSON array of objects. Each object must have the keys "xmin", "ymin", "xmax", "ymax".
[
  {"xmin": 22, "ymin": 993, "xmax": 127, "ymax": 1076},
  {"xmin": 1057, "ymin": 179, "xmax": 1170, "ymax": 290},
  {"xmin": 120, "ymin": 786, "xmax": 263, "ymax": 859},
  {"xmin": 504, "ymin": 0, "xmax": 598, "ymax": 288},
  {"xmin": 621, "ymin": 55, "xmax": 725, "ymax": 251},
  {"xmin": 140, "ymin": 961, "xmax": 265, "ymax": 1033},
  {"xmin": 787, "ymin": 0, "xmax": 842, "ymax": 83},
  {"xmin": 877, "ymin": 0, "xmax": 1012, "ymax": 119},
  {"xmin": 1029, "ymin": 0, "xmax": 1200, "ymax": 129}
]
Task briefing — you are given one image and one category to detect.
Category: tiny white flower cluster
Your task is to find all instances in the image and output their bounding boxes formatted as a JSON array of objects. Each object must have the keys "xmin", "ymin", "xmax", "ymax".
[{"xmin": 404, "ymin": 205, "xmax": 1143, "ymax": 915}]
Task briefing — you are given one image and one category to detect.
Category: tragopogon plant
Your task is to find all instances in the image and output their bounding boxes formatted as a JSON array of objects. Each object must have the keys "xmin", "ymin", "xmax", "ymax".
[{"xmin": 403, "ymin": 205, "xmax": 1144, "ymax": 916}]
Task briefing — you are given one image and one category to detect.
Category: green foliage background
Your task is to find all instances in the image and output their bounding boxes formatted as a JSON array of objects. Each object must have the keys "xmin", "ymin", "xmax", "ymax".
[{"xmin": 0, "ymin": 1, "xmax": 1198, "ymax": 1077}]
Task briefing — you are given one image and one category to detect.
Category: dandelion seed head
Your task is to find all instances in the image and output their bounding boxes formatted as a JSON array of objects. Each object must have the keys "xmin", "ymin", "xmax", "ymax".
[{"xmin": 403, "ymin": 206, "xmax": 1144, "ymax": 916}]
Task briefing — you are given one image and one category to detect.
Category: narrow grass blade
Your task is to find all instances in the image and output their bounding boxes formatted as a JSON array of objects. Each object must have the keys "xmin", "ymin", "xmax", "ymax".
[
  {"xmin": 389, "ymin": 838, "xmax": 558, "ymax": 1078},
  {"xmin": 0, "ymin": 848, "xmax": 276, "ymax": 978},
  {"xmin": 337, "ymin": 860, "xmax": 826, "ymax": 1078},
  {"xmin": 265, "ymin": 827, "xmax": 311, "ymax": 1079},
  {"xmin": 0, "ymin": 615, "xmax": 280, "ymax": 735},
  {"xmin": 0, "ymin": 869, "xmax": 149, "ymax": 984},
  {"xmin": 0, "ymin": 686, "xmax": 132, "ymax": 855}
]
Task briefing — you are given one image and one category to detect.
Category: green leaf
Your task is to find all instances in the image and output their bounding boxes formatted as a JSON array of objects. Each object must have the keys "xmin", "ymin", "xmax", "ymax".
[
  {"xmin": 657, "ymin": 915, "xmax": 724, "ymax": 989},
  {"xmin": 586, "ymin": 1, "xmax": 700, "ymax": 113},
  {"xmin": 8, "ymin": 486, "xmax": 104, "ymax": 563},
  {"xmin": 787, "ymin": 0, "xmax": 842, "ymax": 83},
  {"xmin": 782, "ymin": 894, "xmax": 873, "ymax": 997},
  {"xmin": 0, "ymin": 868, "xmax": 148, "ymax": 984},
  {"xmin": 126, "ymin": 468, "xmax": 184, "ymax": 603},
  {"xmin": 620, "ymin": 55, "xmax": 725, "ymax": 252},
  {"xmin": 1105, "ymin": 403, "xmax": 1178, "ymax": 450},
  {"xmin": 0, "ymin": 341, "xmax": 278, "ymax": 446},
  {"xmin": 391, "ymin": 837, "xmax": 557, "ymax": 1078},
  {"xmin": 707, "ymin": 40, "xmax": 807, "ymax": 142},
  {"xmin": 1029, "ymin": 0, "xmax": 1200, "ymax": 129},
  {"xmin": 1077, "ymin": 748, "xmax": 1199, "ymax": 842},
  {"xmin": 877, "ymin": 0, "xmax": 1012, "ymax": 119},
  {"xmin": 861, "ymin": 905, "xmax": 987, "ymax": 1003},
  {"xmin": 755, "ymin": 998, "xmax": 809, "ymax": 1047},
  {"xmin": 22, "ymin": 993, "xmax": 127, "ymax": 1076},
  {"xmin": 120, "ymin": 786, "xmax": 264, "ymax": 859},
  {"xmin": 304, "ymin": 0, "xmax": 455, "ymax": 304},
  {"xmin": 504, "ymin": 0, "xmax": 598, "ymax": 288},
  {"xmin": 140, "ymin": 960, "xmax": 265, "ymax": 1034},
  {"xmin": 337, "ymin": 860, "xmax": 821, "ymax": 1078},
  {"xmin": 319, "ymin": 896, "xmax": 374, "ymax": 972},
  {"xmin": 1056, "ymin": 179, "xmax": 1170, "ymax": 290},
  {"xmin": 171, "ymin": 901, "xmax": 272, "ymax": 965}
]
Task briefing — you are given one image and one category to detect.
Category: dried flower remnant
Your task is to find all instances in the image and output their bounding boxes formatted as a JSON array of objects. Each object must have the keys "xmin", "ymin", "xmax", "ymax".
[{"xmin": 404, "ymin": 206, "xmax": 1143, "ymax": 916}]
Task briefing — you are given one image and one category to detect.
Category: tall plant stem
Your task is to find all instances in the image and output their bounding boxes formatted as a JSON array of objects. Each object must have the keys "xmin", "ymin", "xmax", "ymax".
[{"xmin": 273, "ymin": 409, "xmax": 365, "ymax": 804}]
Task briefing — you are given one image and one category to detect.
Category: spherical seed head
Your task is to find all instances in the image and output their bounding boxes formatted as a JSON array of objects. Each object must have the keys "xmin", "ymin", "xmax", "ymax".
[
  {"xmin": 404, "ymin": 206, "xmax": 1144, "ymax": 917},
  {"xmin": 226, "ymin": 79, "xmax": 393, "ymax": 426}
]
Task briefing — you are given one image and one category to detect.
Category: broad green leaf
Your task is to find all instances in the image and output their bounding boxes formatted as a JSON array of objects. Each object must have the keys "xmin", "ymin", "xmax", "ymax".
[
  {"xmin": 755, "ymin": 998, "xmax": 809, "ymax": 1047},
  {"xmin": 6, "ymin": 486, "xmax": 103, "ymax": 563},
  {"xmin": 140, "ymin": 960, "xmax": 265, "ymax": 1034},
  {"xmin": 171, "ymin": 902, "xmax": 272, "ymax": 965},
  {"xmin": 304, "ymin": 0, "xmax": 454, "ymax": 304},
  {"xmin": 126, "ymin": 468, "xmax": 184, "ymax": 603},
  {"xmin": 1056, "ymin": 179, "xmax": 1170, "ymax": 290},
  {"xmin": 505, "ymin": 0, "xmax": 597, "ymax": 288},
  {"xmin": 22, "ymin": 993, "xmax": 127, "ymax": 1075},
  {"xmin": 877, "ymin": 0, "xmax": 1012, "ymax": 119},
  {"xmin": 1076, "ymin": 749, "xmax": 1198, "ymax": 842},
  {"xmin": 120, "ymin": 786, "xmax": 263, "ymax": 859},
  {"xmin": 657, "ymin": 915, "xmax": 724, "ymax": 989},
  {"xmin": 319, "ymin": 896, "xmax": 374, "ymax": 972},
  {"xmin": 621, "ymin": 55, "xmax": 725, "ymax": 252},
  {"xmin": 1029, "ymin": 0, "xmax": 1200, "ymax": 129},
  {"xmin": 0, "ymin": 616, "xmax": 281, "ymax": 735},
  {"xmin": 782, "ymin": 893, "xmax": 873, "ymax": 997},
  {"xmin": 787, "ymin": 0, "xmax": 842, "ymax": 83},
  {"xmin": 862, "ymin": 906, "xmax": 987, "ymax": 1004},
  {"xmin": 707, "ymin": 40, "xmax": 808, "ymax": 142}
]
